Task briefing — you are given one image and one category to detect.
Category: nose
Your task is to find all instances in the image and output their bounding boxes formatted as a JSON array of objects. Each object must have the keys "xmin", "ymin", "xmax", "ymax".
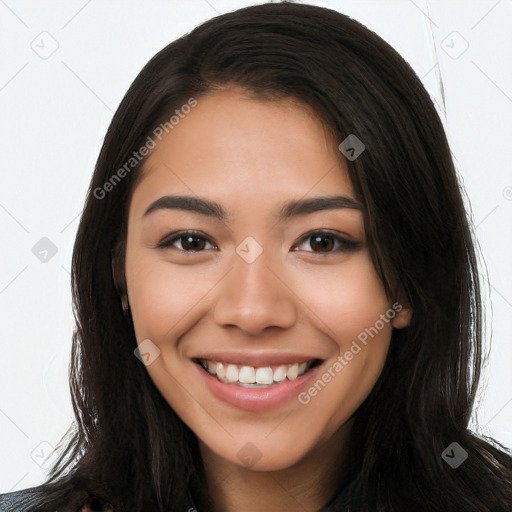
[{"xmin": 212, "ymin": 248, "xmax": 298, "ymax": 336}]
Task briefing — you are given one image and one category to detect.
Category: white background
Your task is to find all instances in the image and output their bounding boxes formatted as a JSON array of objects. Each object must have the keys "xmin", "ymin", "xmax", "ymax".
[{"xmin": 1, "ymin": 0, "xmax": 511, "ymax": 492}]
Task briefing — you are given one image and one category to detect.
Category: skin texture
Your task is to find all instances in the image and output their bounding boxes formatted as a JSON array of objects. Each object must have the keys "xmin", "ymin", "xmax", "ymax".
[{"xmin": 123, "ymin": 87, "xmax": 412, "ymax": 512}]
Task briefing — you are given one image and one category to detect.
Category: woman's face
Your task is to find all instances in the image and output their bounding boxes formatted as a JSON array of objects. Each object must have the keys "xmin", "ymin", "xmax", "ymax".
[{"xmin": 123, "ymin": 87, "xmax": 411, "ymax": 471}]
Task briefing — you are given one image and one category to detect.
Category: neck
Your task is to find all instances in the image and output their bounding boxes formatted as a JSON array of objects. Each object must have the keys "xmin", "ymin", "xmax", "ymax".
[{"xmin": 199, "ymin": 418, "xmax": 355, "ymax": 512}]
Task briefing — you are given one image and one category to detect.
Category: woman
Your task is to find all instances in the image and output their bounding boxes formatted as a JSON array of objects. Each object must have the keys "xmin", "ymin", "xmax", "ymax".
[{"xmin": 1, "ymin": 2, "xmax": 510, "ymax": 511}]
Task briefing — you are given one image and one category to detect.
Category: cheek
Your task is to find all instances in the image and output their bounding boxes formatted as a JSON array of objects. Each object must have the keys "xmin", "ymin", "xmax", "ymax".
[
  {"xmin": 291, "ymin": 252, "xmax": 392, "ymax": 348},
  {"xmin": 291, "ymin": 256, "xmax": 393, "ymax": 431},
  {"xmin": 125, "ymin": 254, "xmax": 207, "ymax": 344}
]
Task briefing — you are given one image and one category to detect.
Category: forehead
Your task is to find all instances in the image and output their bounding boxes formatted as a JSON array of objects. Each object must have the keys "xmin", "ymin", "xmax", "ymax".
[{"xmin": 129, "ymin": 88, "xmax": 356, "ymax": 220}]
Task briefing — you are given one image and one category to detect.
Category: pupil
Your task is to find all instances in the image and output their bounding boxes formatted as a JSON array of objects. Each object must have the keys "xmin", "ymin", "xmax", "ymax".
[
  {"xmin": 311, "ymin": 234, "xmax": 333, "ymax": 252},
  {"xmin": 183, "ymin": 236, "xmax": 205, "ymax": 251}
]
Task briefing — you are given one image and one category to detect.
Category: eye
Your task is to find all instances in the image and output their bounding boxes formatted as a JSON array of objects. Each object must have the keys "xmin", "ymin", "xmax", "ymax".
[
  {"xmin": 156, "ymin": 229, "xmax": 361, "ymax": 255},
  {"xmin": 156, "ymin": 230, "xmax": 216, "ymax": 252},
  {"xmin": 293, "ymin": 230, "xmax": 361, "ymax": 254}
]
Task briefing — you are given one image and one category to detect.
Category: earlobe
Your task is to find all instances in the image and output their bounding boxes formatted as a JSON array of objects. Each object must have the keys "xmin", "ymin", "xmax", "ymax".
[
  {"xmin": 390, "ymin": 285, "xmax": 412, "ymax": 329},
  {"xmin": 391, "ymin": 305, "xmax": 412, "ymax": 329}
]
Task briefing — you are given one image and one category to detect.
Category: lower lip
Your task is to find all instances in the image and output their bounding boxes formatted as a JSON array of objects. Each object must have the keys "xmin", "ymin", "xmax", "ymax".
[{"xmin": 192, "ymin": 360, "xmax": 324, "ymax": 412}]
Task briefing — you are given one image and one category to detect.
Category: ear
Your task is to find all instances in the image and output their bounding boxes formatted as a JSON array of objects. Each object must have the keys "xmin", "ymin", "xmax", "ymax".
[{"xmin": 390, "ymin": 293, "xmax": 412, "ymax": 329}]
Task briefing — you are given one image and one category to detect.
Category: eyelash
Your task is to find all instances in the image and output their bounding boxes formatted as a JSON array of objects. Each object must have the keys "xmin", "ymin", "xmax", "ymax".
[{"xmin": 155, "ymin": 230, "xmax": 361, "ymax": 256}]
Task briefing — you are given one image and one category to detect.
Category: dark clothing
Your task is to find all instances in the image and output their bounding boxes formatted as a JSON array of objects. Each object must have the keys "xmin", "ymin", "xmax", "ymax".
[
  {"xmin": 0, "ymin": 485, "xmax": 113, "ymax": 511},
  {"xmin": 0, "ymin": 484, "xmax": 201, "ymax": 511}
]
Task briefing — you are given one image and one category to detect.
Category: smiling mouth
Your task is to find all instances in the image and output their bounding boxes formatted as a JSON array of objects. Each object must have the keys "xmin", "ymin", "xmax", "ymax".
[{"xmin": 193, "ymin": 358, "xmax": 323, "ymax": 388}]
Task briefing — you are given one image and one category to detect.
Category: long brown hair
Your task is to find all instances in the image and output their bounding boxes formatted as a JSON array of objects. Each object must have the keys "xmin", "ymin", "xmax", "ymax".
[{"xmin": 26, "ymin": 3, "xmax": 512, "ymax": 511}]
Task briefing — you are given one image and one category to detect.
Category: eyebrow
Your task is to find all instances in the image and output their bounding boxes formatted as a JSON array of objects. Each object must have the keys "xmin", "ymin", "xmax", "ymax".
[{"xmin": 143, "ymin": 194, "xmax": 363, "ymax": 222}]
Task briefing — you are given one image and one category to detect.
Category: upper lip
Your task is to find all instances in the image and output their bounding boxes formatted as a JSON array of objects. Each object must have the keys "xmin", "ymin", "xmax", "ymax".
[{"xmin": 192, "ymin": 351, "xmax": 324, "ymax": 367}]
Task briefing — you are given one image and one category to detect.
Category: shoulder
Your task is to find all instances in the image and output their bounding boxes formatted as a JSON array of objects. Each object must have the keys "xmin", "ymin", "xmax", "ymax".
[{"xmin": 0, "ymin": 485, "xmax": 45, "ymax": 511}]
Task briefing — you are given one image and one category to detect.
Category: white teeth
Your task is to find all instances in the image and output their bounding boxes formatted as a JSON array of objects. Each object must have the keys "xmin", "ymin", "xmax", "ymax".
[
  {"xmin": 287, "ymin": 363, "xmax": 299, "ymax": 380},
  {"xmin": 273, "ymin": 365, "xmax": 287, "ymax": 382},
  {"xmin": 239, "ymin": 366, "xmax": 256, "ymax": 383},
  {"xmin": 225, "ymin": 364, "xmax": 239, "ymax": 383},
  {"xmin": 200, "ymin": 359, "xmax": 316, "ymax": 385},
  {"xmin": 215, "ymin": 362, "xmax": 225, "ymax": 380},
  {"xmin": 255, "ymin": 367, "xmax": 273, "ymax": 385}
]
